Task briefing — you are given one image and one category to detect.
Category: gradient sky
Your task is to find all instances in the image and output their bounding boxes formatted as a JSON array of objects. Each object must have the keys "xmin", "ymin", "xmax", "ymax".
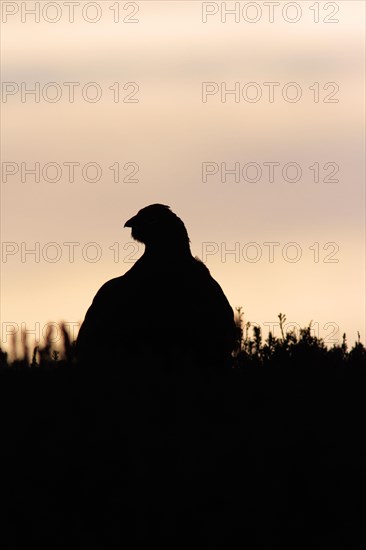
[{"xmin": 1, "ymin": 1, "xmax": 365, "ymax": 354}]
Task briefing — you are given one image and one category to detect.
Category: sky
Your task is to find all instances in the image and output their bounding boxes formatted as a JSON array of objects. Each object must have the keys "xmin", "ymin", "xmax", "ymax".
[{"xmin": 1, "ymin": 0, "xmax": 365, "ymax": 355}]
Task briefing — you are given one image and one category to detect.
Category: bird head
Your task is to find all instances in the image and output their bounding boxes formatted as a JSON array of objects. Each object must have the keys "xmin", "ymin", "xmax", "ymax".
[{"xmin": 124, "ymin": 204, "xmax": 191, "ymax": 254}]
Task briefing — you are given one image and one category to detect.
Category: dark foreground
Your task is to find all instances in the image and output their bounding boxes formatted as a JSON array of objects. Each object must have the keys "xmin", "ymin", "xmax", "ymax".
[{"xmin": 0, "ymin": 357, "xmax": 365, "ymax": 549}]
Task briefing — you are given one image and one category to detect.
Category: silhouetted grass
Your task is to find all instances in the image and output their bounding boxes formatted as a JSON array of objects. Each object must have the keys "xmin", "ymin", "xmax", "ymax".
[
  {"xmin": 232, "ymin": 309, "xmax": 365, "ymax": 371},
  {"xmin": 0, "ymin": 311, "xmax": 364, "ymax": 370},
  {"xmin": 0, "ymin": 313, "xmax": 365, "ymax": 548}
]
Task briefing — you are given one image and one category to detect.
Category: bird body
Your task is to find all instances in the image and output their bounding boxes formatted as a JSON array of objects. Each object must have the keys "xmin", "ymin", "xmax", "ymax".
[{"xmin": 76, "ymin": 205, "xmax": 237, "ymax": 370}]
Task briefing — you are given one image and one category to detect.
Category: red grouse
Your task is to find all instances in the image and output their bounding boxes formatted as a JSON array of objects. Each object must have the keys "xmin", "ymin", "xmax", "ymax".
[{"xmin": 76, "ymin": 204, "xmax": 237, "ymax": 369}]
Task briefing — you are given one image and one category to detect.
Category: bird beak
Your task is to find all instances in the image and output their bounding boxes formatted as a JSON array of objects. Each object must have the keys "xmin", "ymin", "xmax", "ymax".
[{"xmin": 124, "ymin": 215, "xmax": 137, "ymax": 228}]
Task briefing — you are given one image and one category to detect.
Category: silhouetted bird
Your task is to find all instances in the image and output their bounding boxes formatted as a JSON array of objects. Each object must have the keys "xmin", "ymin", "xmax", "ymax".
[{"xmin": 76, "ymin": 204, "xmax": 237, "ymax": 370}]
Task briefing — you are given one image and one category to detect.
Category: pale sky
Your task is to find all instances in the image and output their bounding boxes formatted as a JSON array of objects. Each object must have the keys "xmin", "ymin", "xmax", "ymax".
[{"xmin": 1, "ymin": 1, "xmax": 365, "ymax": 354}]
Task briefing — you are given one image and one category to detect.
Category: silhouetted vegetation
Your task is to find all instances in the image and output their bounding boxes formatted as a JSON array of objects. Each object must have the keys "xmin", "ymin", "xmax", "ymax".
[
  {"xmin": 1, "ymin": 310, "xmax": 364, "ymax": 370},
  {"xmin": 232, "ymin": 309, "xmax": 366, "ymax": 371},
  {"xmin": 0, "ymin": 314, "xmax": 365, "ymax": 548}
]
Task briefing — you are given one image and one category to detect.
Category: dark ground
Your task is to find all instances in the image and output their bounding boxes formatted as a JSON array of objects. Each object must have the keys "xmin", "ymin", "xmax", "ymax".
[{"xmin": 0, "ymin": 359, "xmax": 365, "ymax": 549}]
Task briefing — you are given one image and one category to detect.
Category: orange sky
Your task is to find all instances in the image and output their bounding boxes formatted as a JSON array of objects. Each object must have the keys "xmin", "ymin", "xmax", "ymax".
[{"xmin": 1, "ymin": 1, "xmax": 365, "ymax": 354}]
